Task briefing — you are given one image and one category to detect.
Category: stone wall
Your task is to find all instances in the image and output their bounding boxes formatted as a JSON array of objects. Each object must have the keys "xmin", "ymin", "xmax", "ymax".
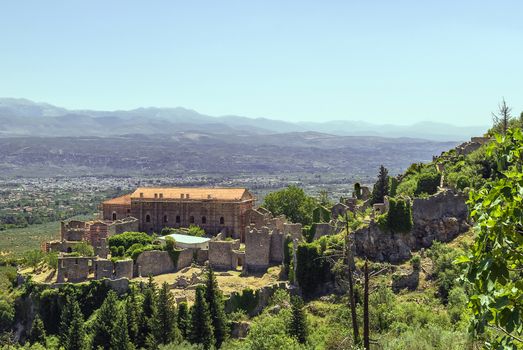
[
  {"xmin": 245, "ymin": 227, "xmax": 271, "ymax": 272},
  {"xmin": 353, "ymin": 189, "xmax": 469, "ymax": 263},
  {"xmin": 114, "ymin": 259, "xmax": 133, "ymax": 279},
  {"xmin": 176, "ymin": 249, "xmax": 194, "ymax": 270},
  {"xmin": 135, "ymin": 250, "xmax": 175, "ymax": 277},
  {"xmin": 283, "ymin": 223, "xmax": 302, "ymax": 241},
  {"xmin": 57, "ymin": 257, "xmax": 93, "ymax": 283},
  {"xmin": 313, "ymin": 223, "xmax": 335, "ymax": 240},
  {"xmin": 196, "ymin": 249, "xmax": 209, "ymax": 265},
  {"xmin": 208, "ymin": 241, "xmax": 237, "ymax": 270},
  {"xmin": 269, "ymin": 231, "xmax": 284, "ymax": 264},
  {"xmin": 108, "ymin": 217, "xmax": 139, "ymax": 235}
]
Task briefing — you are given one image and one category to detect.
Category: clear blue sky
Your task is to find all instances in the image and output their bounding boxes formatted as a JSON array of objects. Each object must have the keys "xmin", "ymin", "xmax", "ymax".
[{"xmin": 1, "ymin": 1, "xmax": 521, "ymax": 125}]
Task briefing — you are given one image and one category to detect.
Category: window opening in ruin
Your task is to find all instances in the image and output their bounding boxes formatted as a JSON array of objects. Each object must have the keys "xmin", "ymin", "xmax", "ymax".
[
  {"xmin": 190, "ymin": 216, "xmax": 195, "ymax": 224},
  {"xmin": 202, "ymin": 216, "xmax": 207, "ymax": 224},
  {"xmin": 176, "ymin": 215, "xmax": 181, "ymax": 223},
  {"xmin": 112, "ymin": 212, "xmax": 117, "ymax": 221},
  {"xmin": 146, "ymin": 214, "xmax": 151, "ymax": 223},
  {"xmin": 220, "ymin": 217, "xmax": 225, "ymax": 225},
  {"xmin": 164, "ymin": 215, "xmax": 168, "ymax": 223}
]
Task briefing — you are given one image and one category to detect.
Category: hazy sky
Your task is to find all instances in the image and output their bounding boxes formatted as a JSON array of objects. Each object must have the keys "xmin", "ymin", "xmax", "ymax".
[{"xmin": 1, "ymin": 1, "xmax": 521, "ymax": 125}]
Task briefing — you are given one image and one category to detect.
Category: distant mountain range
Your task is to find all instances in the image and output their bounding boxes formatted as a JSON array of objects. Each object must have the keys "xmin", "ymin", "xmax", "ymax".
[{"xmin": 0, "ymin": 98, "xmax": 487, "ymax": 141}]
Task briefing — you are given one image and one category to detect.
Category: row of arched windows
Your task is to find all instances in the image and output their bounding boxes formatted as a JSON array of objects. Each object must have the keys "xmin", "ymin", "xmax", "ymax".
[{"xmin": 145, "ymin": 214, "xmax": 224, "ymax": 225}]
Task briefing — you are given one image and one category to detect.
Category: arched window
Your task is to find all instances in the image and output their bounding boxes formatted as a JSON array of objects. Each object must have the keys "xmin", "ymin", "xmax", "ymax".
[
  {"xmin": 189, "ymin": 216, "xmax": 195, "ymax": 224},
  {"xmin": 112, "ymin": 212, "xmax": 117, "ymax": 221},
  {"xmin": 146, "ymin": 214, "xmax": 151, "ymax": 223},
  {"xmin": 202, "ymin": 216, "xmax": 207, "ymax": 224},
  {"xmin": 220, "ymin": 217, "xmax": 225, "ymax": 225},
  {"xmin": 164, "ymin": 215, "xmax": 168, "ymax": 223},
  {"xmin": 176, "ymin": 215, "xmax": 181, "ymax": 223}
]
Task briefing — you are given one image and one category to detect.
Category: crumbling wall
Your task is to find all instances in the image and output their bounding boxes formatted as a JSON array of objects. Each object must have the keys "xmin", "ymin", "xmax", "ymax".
[
  {"xmin": 245, "ymin": 227, "xmax": 271, "ymax": 272},
  {"xmin": 109, "ymin": 217, "xmax": 139, "ymax": 236},
  {"xmin": 269, "ymin": 230, "xmax": 284, "ymax": 264},
  {"xmin": 94, "ymin": 259, "xmax": 114, "ymax": 280},
  {"xmin": 135, "ymin": 250, "xmax": 174, "ymax": 277},
  {"xmin": 114, "ymin": 259, "xmax": 133, "ymax": 279},
  {"xmin": 283, "ymin": 223, "xmax": 302, "ymax": 241},
  {"xmin": 353, "ymin": 190, "xmax": 469, "ymax": 263},
  {"xmin": 208, "ymin": 241, "xmax": 236, "ymax": 270},
  {"xmin": 176, "ymin": 249, "xmax": 194, "ymax": 270},
  {"xmin": 196, "ymin": 249, "xmax": 208, "ymax": 265},
  {"xmin": 57, "ymin": 257, "xmax": 93, "ymax": 283},
  {"xmin": 312, "ymin": 223, "xmax": 334, "ymax": 240}
]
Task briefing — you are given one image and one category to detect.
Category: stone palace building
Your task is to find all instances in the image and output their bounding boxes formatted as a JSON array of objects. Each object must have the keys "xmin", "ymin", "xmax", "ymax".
[{"xmin": 102, "ymin": 187, "xmax": 255, "ymax": 240}]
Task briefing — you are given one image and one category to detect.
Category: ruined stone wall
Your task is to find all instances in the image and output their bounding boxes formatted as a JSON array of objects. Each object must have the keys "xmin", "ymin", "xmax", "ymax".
[
  {"xmin": 135, "ymin": 250, "xmax": 175, "ymax": 277},
  {"xmin": 176, "ymin": 249, "xmax": 194, "ymax": 270},
  {"xmin": 353, "ymin": 190, "xmax": 469, "ymax": 263},
  {"xmin": 208, "ymin": 241, "xmax": 235, "ymax": 270},
  {"xmin": 283, "ymin": 223, "xmax": 302, "ymax": 241},
  {"xmin": 269, "ymin": 230, "xmax": 284, "ymax": 264},
  {"xmin": 95, "ymin": 259, "xmax": 114, "ymax": 280},
  {"xmin": 196, "ymin": 249, "xmax": 209, "ymax": 265},
  {"xmin": 57, "ymin": 257, "xmax": 94, "ymax": 283},
  {"xmin": 109, "ymin": 217, "xmax": 139, "ymax": 235},
  {"xmin": 114, "ymin": 259, "xmax": 133, "ymax": 279},
  {"xmin": 313, "ymin": 223, "xmax": 334, "ymax": 240},
  {"xmin": 245, "ymin": 227, "xmax": 271, "ymax": 272}
]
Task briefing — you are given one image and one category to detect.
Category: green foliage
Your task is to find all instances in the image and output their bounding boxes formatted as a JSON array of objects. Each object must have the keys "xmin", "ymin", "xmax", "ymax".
[
  {"xmin": 288, "ymin": 296, "xmax": 308, "ymax": 344},
  {"xmin": 44, "ymin": 252, "xmax": 58, "ymax": 270},
  {"xmin": 205, "ymin": 268, "xmax": 228, "ymax": 348},
  {"xmin": 72, "ymin": 242, "xmax": 95, "ymax": 257},
  {"xmin": 312, "ymin": 205, "xmax": 330, "ymax": 223},
  {"xmin": 354, "ymin": 182, "xmax": 362, "ymax": 199},
  {"xmin": 295, "ymin": 239, "xmax": 333, "ymax": 298},
  {"xmin": 92, "ymin": 290, "xmax": 119, "ymax": 350},
  {"xmin": 108, "ymin": 231, "xmax": 153, "ymax": 251},
  {"xmin": 189, "ymin": 286, "xmax": 214, "ymax": 350},
  {"xmin": 137, "ymin": 277, "xmax": 157, "ymax": 349},
  {"xmin": 129, "ymin": 244, "xmax": 162, "ymax": 261},
  {"xmin": 262, "ymin": 185, "xmax": 317, "ymax": 225},
  {"xmin": 125, "ymin": 288, "xmax": 140, "ymax": 344},
  {"xmin": 0, "ymin": 295, "xmax": 14, "ymax": 333},
  {"xmin": 242, "ymin": 310, "xmax": 301, "ymax": 350},
  {"xmin": 415, "ymin": 172, "xmax": 441, "ymax": 196},
  {"xmin": 386, "ymin": 197, "xmax": 413, "ymax": 233},
  {"xmin": 23, "ymin": 249, "xmax": 45, "ymax": 270},
  {"xmin": 29, "ymin": 314, "xmax": 46, "ymax": 345},
  {"xmin": 461, "ymin": 128, "xmax": 523, "ymax": 348},
  {"xmin": 371, "ymin": 165, "xmax": 389, "ymax": 204},
  {"xmin": 110, "ymin": 305, "xmax": 132, "ymax": 350},
  {"xmin": 427, "ymin": 241, "xmax": 464, "ymax": 302},
  {"xmin": 164, "ymin": 237, "xmax": 182, "ymax": 267},
  {"xmin": 410, "ymin": 255, "xmax": 421, "ymax": 270},
  {"xmin": 389, "ymin": 176, "xmax": 399, "ymax": 197},
  {"xmin": 154, "ymin": 282, "xmax": 181, "ymax": 345},
  {"xmin": 177, "ymin": 302, "xmax": 190, "ymax": 340},
  {"xmin": 228, "ymin": 288, "xmax": 260, "ymax": 315},
  {"xmin": 61, "ymin": 296, "xmax": 87, "ymax": 350}
]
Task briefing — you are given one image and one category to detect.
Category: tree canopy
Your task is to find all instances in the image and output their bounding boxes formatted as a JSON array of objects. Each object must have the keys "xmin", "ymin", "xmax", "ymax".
[{"xmin": 262, "ymin": 185, "xmax": 317, "ymax": 225}]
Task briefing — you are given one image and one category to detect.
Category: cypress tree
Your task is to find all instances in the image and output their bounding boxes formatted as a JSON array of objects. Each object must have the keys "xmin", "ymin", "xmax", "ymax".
[
  {"xmin": 371, "ymin": 165, "xmax": 389, "ymax": 204},
  {"xmin": 125, "ymin": 287, "xmax": 140, "ymax": 344},
  {"xmin": 29, "ymin": 313, "xmax": 46, "ymax": 345},
  {"xmin": 92, "ymin": 290, "xmax": 118, "ymax": 350},
  {"xmin": 177, "ymin": 302, "xmax": 190, "ymax": 340},
  {"xmin": 189, "ymin": 286, "xmax": 214, "ymax": 350},
  {"xmin": 110, "ymin": 305, "xmax": 131, "ymax": 350},
  {"xmin": 288, "ymin": 296, "xmax": 308, "ymax": 344},
  {"xmin": 154, "ymin": 282, "xmax": 181, "ymax": 345},
  {"xmin": 59, "ymin": 295, "xmax": 75, "ymax": 348},
  {"xmin": 65, "ymin": 298, "xmax": 87, "ymax": 350},
  {"xmin": 205, "ymin": 267, "xmax": 228, "ymax": 348},
  {"xmin": 137, "ymin": 277, "xmax": 157, "ymax": 349}
]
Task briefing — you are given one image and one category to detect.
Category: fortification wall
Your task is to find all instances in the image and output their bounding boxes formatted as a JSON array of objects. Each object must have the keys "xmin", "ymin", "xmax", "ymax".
[{"xmin": 135, "ymin": 250, "xmax": 174, "ymax": 277}]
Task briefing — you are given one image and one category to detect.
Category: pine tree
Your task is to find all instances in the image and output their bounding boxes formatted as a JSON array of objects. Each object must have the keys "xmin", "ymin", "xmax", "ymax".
[
  {"xmin": 177, "ymin": 302, "xmax": 190, "ymax": 340},
  {"xmin": 29, "ymin": 313, "xmax": 46, "ymax": 345},
  {"xmin": 59, "ymin": 295, "xmax": 75, "ymax": 348},
  {"xmin": 371, "ymin": 165, "xmax": 389, "ymax": 204},
  {"xmin": 154, "ymin": 282, "xmax": 181, "ymax": 345},
  {"xmin": 137, "ymin": 277, "xmax": 157, "ymax": 349},
  {"xmin": 125, "ymin": 287, "xmax": 140, "ymax": 344},
  {"xmin": 288, "ymin": 296, "xmax": 308, "ymax": 344},
  {"xmin": 205, "ymin": 268, "xmax": 228, "ymax": 348},
  {"xmin": 65, "ymin": 298, "xmax": 87, "ymax": 350},
  {"xmin": 110, "ymin": 305, "xmax": 131, "ymax": 350},
  {"xmin": 92, "ymin": 290, "xmax": 118, "ymax": 350},
  {"xmin": 189, "ymin": 286, "xmax": 214, "ymax": 350}
]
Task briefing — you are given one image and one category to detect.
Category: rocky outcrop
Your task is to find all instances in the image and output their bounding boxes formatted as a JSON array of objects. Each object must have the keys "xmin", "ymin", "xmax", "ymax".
[{"xmin": 353, "ymin": 190, "xmax": 469, "ymax": 263}]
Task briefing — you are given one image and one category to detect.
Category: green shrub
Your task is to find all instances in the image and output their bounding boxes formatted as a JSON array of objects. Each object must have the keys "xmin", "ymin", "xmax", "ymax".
[
  {"xmin": 415, "ymin": 172, "xmax": 441, "ymax": 196},
  {"xmin": 130, "ymin": 244, "xmax": 162, "ymax": 260},
  {"xmin": 387, "ymin": 197, "xmax": 413, "ymax": 233},
  {"xmin": 108, "ymin": 231, "xmax": 153, "ymax": 251}
]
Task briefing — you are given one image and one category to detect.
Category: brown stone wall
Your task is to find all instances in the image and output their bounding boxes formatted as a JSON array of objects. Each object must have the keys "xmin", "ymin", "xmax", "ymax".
[
  {"xmin": 135, "ymin": 250, "xmax": 175, "ymax": 276},
  {"xmin": 103, "ymin": 203, "xmax": 131, "ymax": 221},
  {"xmin": 130, "ymin": 198, "xmax": 253, "ymax": 238},
  {"xmin": 114, "ymin": 259, "xmax": 134, "ymax": 279},
  {"xmin": 245, "ymin": 227, "xmax": 271, "ymax": 272},
  {"xmin": 176, "ymin": 249, "xmax": 194, "ymax": 270},
  {"xmin": 208, "ymin": 241, "xmax": 236, "ymax": 270},
  {"xmin": 57, "ymin": 257, "xmax": 94, "ymax": 283},
  {"xmin": 269, "ymin": 231, "xmax": 284, "ymax": 264},
  {"xmin": 196, "ymin": 249, "xmax": 209, "ymax": 265},
  {"xmin": 95, "ymin": 259, "xmax": 114, "ymax": 279}
]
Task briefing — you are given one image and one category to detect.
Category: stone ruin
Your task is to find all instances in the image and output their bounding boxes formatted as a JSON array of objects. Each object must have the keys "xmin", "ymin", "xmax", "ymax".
[
  {"xmin": 43, "ymin": 218, "xmax": 139, "ymax": 257},
  {"xmin": 56, "ymin": 256, "xmax": 133, "ymax": 283},
  {"xmin": 208, "ymin": 239, "xmax": 244, "ymax": 271}
]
